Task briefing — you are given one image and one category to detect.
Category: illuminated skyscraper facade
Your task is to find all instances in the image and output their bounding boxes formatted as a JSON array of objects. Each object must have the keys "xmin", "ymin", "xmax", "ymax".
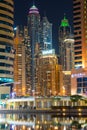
[
  {"xmin": 0, "ymin": 0, "xmax": 14, "ymax": 93},
  {"xmin": 59, "ymin": 15, "xmax": 74, "ymax": 71},
  {"xmin": 41, "ymin": 16, "xmax": 52, "ymax": 50},
  {"xmin": 73, "ymin": 0, "xmax": 87, "ymax": 69},
  {"xmin": 27, "ymin": 4, "xmax": 40, "ymax": 92},
  {"xmin": 37, "ymin": 49, "xmax": 63, "ymax": 96},
  {"xmin": 71, "ymin": 0, "xmax": 87, "ymax": 95},
  {"xmin": 14, "ymin": 26, "xmax": 30, "ymax": 96},
  {"xmin": 58, "ymin": 15, "xmax": 74, "ymax": 95}
]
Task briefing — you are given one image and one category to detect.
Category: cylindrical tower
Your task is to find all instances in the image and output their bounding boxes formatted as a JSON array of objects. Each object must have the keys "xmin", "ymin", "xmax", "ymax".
[
  {"xmin": 0, "ymin": 0, "xmax": 14, "ymax": 84},
  {"xmin": 27, "ymin": 4, "xmax": 40, "ymax": 93}
]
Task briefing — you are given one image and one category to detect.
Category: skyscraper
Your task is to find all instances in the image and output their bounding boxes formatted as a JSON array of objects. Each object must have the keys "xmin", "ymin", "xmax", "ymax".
[
  {"xmin": 73, "ymin": 0, "xmax": 87, "ymax": 68},
  {"xmin": 27, "ymin": 4, "xmax": 40, "ymax": 93},
  {"xmin": 58, "ymin": 15, "xmax": 74, "ymax": 95},
  {"xmin": 58, "ymin": 15, "xmax": 74, "ymax": 71},
  {"xmin": 14, "ymin": 26, "xmax": 30, "ymax": 96},
  {"xmin": 37, "ymin": 49, "xmax": 63, "ymax": 96},
  {"xmin": 0, "ymin": 0, "xmax": 15, "ymax": 99},
  {"xmin": 0, "ymin": 0, "xmax": 14, "ymax": 91},
  {"xmin": 71, "ymin": 0, "xmax": 87, "ymax": 95},
  {"xmin": 41, "ymin": 16, "xmax": 52, "ymax": 50}
]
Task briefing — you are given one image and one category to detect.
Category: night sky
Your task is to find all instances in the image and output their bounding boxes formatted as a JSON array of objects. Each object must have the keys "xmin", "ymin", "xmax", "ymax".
[{"xmin": 14, "ymin": 0, "xmax": 73, "ymax": 54}]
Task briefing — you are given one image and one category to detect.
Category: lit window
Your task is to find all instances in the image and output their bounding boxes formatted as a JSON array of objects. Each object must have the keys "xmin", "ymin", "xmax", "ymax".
[{"xmin": 18, "ymin": 54, "xmax": 22, "ymax": 56}]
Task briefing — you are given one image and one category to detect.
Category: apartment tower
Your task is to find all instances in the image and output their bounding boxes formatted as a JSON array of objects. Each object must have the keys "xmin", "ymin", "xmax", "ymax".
[
  {"xmin": 41, "ymin": 16, "xmax": 52, "ymax": 50},
  {"xmin": 0, "ymin": 0, "xmax": 14, "ymax": 98},
  {"xmin": 59, "ymin": 15, "xmax": 74, "ymax": 70},
  {"xmin": 37, "ymin": 49, "xmax": 63, "ymax": 96},
  {"xmin": 71, "ymin": 0, "xmax": 87, "ymax": 95},
  {"xmin": 73, "ymin": 0, "xmax": 87, "ymax": 68},
  {"xmin": 14, "ymin": 26, "xmax": 31, "ymax": 96},
  {"xmin": 58, "ymin": 15, "xmax": 74, "ymax": 95},
  {"xmin": 27, "ymin": 4, "xmax": 40, "ymax": 94}
]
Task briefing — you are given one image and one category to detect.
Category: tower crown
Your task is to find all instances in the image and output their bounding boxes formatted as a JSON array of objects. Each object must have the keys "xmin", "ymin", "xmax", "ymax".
[
  {"xmin": 60, "ymin": 15, "xmax": 69, "ymax": 27},
  {"xmin": 29, "ymin": 4, "xmax": 39, "ymax": 14}
]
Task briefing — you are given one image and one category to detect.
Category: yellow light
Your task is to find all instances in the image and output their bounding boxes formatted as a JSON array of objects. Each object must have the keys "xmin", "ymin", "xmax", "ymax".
[
  {"xmin": 63, "ymin": 113, "xmax": 66, "ymax": 116},
  {"xmin": 54, "ymin": 126, "xmax": 58, "ymax": 129},
  {"xmin": 36, "ymin": 125, "xmax": 39, "ymax": 129},
  {"xmin": 78, "ymin": 108, "xmax": 81, "ymax": 111},
  {"xmin": 63, "ymin": 108, "xmax": 66, "ymax": 111},
  {"xmin": 37, "ymin": 121, "xmax": 40, "ymax": 124},
  {"xmin": 79, "ymin": 113, "xmax": 81, "ymax": 116},
  {"xmin": 44, "ymin": 120, "xmax": 47, "ymax": 124}
]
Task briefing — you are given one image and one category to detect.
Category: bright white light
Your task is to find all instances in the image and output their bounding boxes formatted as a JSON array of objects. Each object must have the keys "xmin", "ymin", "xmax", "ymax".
[
  {"xmin": 64, "ymin": 38, "xmax": 74, "ymax": 43},
  {"xmin": 71, "ymin": 73, "xmax": 85, "ymax": 78},
  {"xmin": 42, "ymin": 49, "xmax": 55, "ymax": 55},
  {"xmin": 14, "ymin": 27, "xmax": 17, "ymax": 30}
]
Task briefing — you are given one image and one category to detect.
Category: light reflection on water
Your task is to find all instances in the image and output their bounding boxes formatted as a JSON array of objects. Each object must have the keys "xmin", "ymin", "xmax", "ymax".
[{"xmin": 0, "ymin": 114, "xmax": 87, "ymax": 129}]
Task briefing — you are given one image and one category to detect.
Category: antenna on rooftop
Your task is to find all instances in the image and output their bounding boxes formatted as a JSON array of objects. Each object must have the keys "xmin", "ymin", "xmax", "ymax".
[
  {"xmin": 44, "ymin": 11, "xmax": 46, "ymax": 17},
  {"xmin": 33, "ymin": 0, "xmax": 35, "ymax": 6}
]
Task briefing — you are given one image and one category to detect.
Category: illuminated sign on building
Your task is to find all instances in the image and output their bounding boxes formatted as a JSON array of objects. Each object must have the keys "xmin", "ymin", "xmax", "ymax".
[
  {"xmin": 42, "ymin": 49, "xmax": 55, "ymax": 55},
  {"xmin": 71, "ymin": 73, "xmax": 85, "ymax": 78}
]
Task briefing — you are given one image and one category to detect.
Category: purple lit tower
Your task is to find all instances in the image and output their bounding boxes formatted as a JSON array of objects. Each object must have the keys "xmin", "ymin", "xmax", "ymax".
[{"xmin": 27, "ymin": 4, "xmax": 40, "ymax": 93}]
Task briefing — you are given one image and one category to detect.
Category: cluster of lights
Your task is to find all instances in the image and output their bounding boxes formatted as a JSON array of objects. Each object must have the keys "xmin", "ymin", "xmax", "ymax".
[
  {"xmin": 71, "ymin": 73, "xmax": 85, "ymax": 78},
  {"xmin": 29, "ymin": 10, "xmax": 39, "ymax": 14},
  {"xmin": 0, "ymin": 78, "xmax": 14, "ymax": 82},
  {"xmin": 42, "ymin": 49, "xmax": 55, "ymax": 55},
  {"xmin": 29, "ymin": 5, "xmax": 39, "ymax": 14}
]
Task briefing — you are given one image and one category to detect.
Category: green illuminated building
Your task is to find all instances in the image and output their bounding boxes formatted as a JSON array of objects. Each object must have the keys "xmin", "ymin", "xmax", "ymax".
[
  {"xmin": 58, "ymin": 14, "xmax": 74, "ymax": 96},
  {"xmin": 60, "ymin": 15, "xmax": 70, "ymax": 27},
  {"xmin": 58, "ymin": 14, "xmax": 74, "ymax": 71}
]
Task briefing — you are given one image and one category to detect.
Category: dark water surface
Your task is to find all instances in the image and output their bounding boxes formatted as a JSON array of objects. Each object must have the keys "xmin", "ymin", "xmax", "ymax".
[{"xmin": 0, "ymin": 114, "xmax": 87, "ymax": 129}]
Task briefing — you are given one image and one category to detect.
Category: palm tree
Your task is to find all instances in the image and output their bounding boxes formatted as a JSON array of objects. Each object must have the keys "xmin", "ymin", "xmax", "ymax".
[{"xmin": 71, "ymin": 120, "xmax": 81, "ymax": 129}]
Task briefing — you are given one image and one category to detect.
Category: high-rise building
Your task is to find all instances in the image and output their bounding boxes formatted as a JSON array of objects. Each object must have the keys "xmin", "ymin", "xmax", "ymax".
[
  {"xmin": 14, "ymin": 26, "xmax": 31, "ymax": 96},
  {"xmin": 58, "ymin": 15, "xmax": 74, "ymax": 70},
  {"xmin": 27, "ymin": 4, "xmax": 40, "ymax": 93},
  {"xmin": 41, "ymin": 16, "xmax": 52, "ymax": 50},
  {"xmin": 71, "ymin": 68, "xmax": 87, "ymax": 95},
  {"xmin": 71, "ymin": 0, "xmax": 87, "ymax": 95},
  {"xmin": 0, "ymin": 0, "xmax": 14, "ymax": 98},
  {"xmin": 73, "ymin": 0, "xmax": 87, "ymax": 68},
  {"xmin": 37, "ymin": 49, "xmax": 63, "ymax": 96},
  {"xmin": 58, "ymin": 15, "xmax": 74, "ymax": 95}
]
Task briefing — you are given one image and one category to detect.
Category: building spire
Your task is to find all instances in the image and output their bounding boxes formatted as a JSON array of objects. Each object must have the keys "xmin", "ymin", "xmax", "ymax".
[
  {"xmin": 64, "ymin": 13, "xmax": 66, "ymax": 19},
  {"xmin": 33, "ymin": 0, "xmax": 35, "ymax": 6},
  {"xmin": 44, "ymin": 11, "xmax": 46, "ymax": 17},
  {"xmin": 29, "ymin": 0, "xmax": 39, "ymax": 14}
]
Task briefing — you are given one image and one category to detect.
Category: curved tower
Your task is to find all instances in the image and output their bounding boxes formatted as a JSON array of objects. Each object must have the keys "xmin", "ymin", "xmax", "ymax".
[
  {"xmin": 28, "ymin": 4, "xmax": 40, "ymax": 93},
  {"xmin": 0, "ymin": 0, "xmax": 14, "ymax": 85}
]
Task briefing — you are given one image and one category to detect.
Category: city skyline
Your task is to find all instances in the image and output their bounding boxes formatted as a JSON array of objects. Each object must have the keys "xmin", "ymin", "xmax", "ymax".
[{"xmin": 14, "ymin": 0, "xmax": 73, "ymax": 54}]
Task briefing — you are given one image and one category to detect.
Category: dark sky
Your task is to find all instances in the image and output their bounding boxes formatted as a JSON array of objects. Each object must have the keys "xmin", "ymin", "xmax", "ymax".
[{"xmin": 14, "ymin": 0, "xmax": 73, "ymax": 54}]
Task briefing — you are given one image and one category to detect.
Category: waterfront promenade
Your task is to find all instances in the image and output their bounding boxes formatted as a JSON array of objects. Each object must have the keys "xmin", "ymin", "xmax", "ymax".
[
  {"xmin": 0, "ymin": 95, "xmax": 87, "ymax": 116},
  {"xmin": 0, "ymin": 106, "xmax": 87, "ymax": 117}
]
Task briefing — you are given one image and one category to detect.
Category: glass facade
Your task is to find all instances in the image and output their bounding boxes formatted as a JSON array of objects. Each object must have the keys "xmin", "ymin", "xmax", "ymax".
[
  {"xmin": 27, "ymin": 4, "xmax": 40, "ymax": 91},
  {"xmin": 77, "ymin": 77, "xmax": 87, "ymax": 94},
  {"xmin": 41, "ymin": 17, "xmax": 52, "ymax": 50}
]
